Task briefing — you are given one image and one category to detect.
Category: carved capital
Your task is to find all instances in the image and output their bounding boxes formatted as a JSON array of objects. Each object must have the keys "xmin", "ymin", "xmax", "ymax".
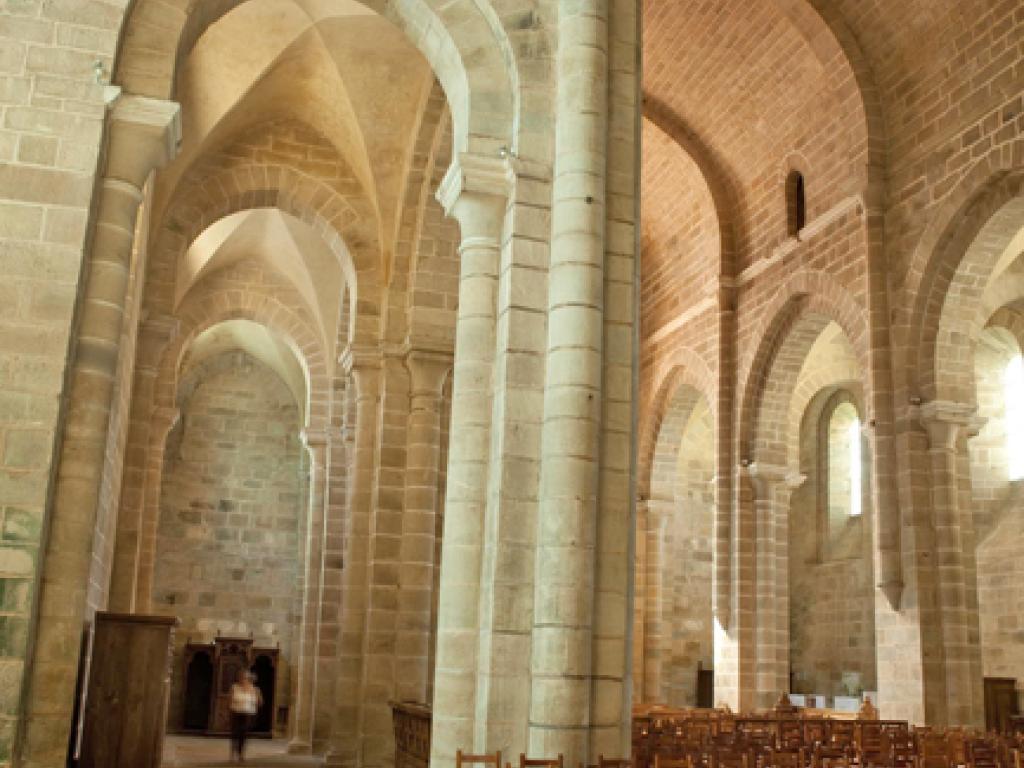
[
  {"xmin": 436, "ymin": 152, "xmax": 512, "ymax": 243},
  {"xmin": 106, "ymin": 95, "xmax": 181, "ymax": 188},
  {"xmin": 741, "ymin": 462, "xmax": 793, "ymax": 498},
  {"xmin": 339, "ymin": 345, "xmax": 381, "ymax": 400},
  {"xmin": 918, "ymin": 400, "xmax": 977, "ymax": 450},
  {"xmin": 405, "ymin": 348, "xmax": 453, "ymax": 398}
]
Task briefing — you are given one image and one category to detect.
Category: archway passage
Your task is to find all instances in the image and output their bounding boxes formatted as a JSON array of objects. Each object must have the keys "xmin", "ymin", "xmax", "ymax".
[
  {"xmin": 787, "ymin": 325, "xmax": 876, "ymax": 703},
  {"xmin": 155, "ymin": 348, "xmax": 305, "ymax": 734},
  {"xmin": 636, "ymin": 379, "xmax": 716, "ymax": 709}
]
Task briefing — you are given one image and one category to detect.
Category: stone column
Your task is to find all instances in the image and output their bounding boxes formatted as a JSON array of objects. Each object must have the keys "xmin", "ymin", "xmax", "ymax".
[
  {"xmin": 107, "ymin": 315, "xmax": 178, "ymax": 612},
  {"xmin": 744, "ymin": 463, "xmax": 803, "ymax": 709},
  {"xmin": 135, "ymin": 404, "xmax": 181, "ymax": 612},
  {"xmin": 428, "ymin": 155, "xmax": 510, "ymax": 768},
  {"xmin": 18, "ymin": 95, "xmax": 180, "ymax": 766},
  {"xmin": 396, "ymin": 349, "xmax": 452, "ymax": 703},
  {"xmin": 328, "ymin": 353, "xmax": 382, "ymax": 768},
  {"xmin": 918, "ymin": 401, "xmax": 985, "ymax": 727},
  {"xmin": 640, "ymin": 499, "xmax": 670, "ymax": 704},
  {"xmin": 529, "ymin": 1, "xmax": 608, "ymax": 764},
  {"xmin": 289, "ymin": 429, "xmax": 329, "ymax": 754}
]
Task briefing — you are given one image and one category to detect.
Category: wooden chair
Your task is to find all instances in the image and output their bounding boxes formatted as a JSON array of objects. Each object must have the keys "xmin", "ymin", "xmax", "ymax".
[
  {"xmin": 520, "ymin": 755, "xmax": 564, "ymax": 768},
  {"xmin": 965, "ymin": 737, "xmax": 999, "ymax": 768},
  {"xmin": 760, "ymin": 748, "xmax": 806, "ymax": 768},
  {"xmin": 654, "ymin": 755, "xmax": 692, "ymax": 768},
  {"xmin": 889, "ymin": 734, "xmax": 916, "ymax": 768},
  {"xmin": 827, "ymin": 722, "xmax": 856, "ymax": 750},
  {"xmin": 598, "ymin": 756, "xmax": 633, "ymax": 768},
  {"xmin": 811, "ymin": 743, "xmax": 851, "ymax": 768},
  {"xmin": 802, "ymin": 721, "xmax": 828, "ymax": 747},
  {"xmin": 778, "ymin": 721, "xmax": 803, "ymax": 751},
  {"xmin": 916, "ymin": 731, "xmax": 952, "ymax": 768},
  {"xmin": 459, "ymin": 750, "xmax": 503, "ymax": 768},
  {"xmin": 857, "ymin": 723, "xmax": 889, "ymax": 767},
  {"xmin": 711, "ymin": 749, "xmax": 749, "ymax": 768}
]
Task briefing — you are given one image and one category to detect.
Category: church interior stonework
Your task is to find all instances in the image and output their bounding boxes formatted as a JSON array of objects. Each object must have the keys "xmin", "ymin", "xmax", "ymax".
[{"xmin": 1, "ymin": 0, "xmax": 1024, "ymax": 767}]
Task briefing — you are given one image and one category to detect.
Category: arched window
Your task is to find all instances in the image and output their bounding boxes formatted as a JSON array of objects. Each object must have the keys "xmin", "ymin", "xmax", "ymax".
[
  {"xmin": 786, "ymin": 170, "xmax": 806, "ymax": 237},
  {"xmin": 1006, "ymin": 354, "xmax": 1024, "ymax": 481},
  {"xmin": 827, "ymin": 401, "xmax": 862, "ymax": 531}
]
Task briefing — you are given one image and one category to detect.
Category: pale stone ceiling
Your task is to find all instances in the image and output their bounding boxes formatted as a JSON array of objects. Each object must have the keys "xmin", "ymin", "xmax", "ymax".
[
  {"xmin": 180, "ymin": 208, "xmax": 345, "ymax": 347},
  {"xmin": 156, "ymin": 0, "xmax": 435, "ymax": 371}
]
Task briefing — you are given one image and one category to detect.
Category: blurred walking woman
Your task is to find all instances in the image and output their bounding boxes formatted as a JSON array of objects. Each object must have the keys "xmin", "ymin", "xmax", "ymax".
[{"xmin": 229, "ymin": 670, "xmax": 262, "ymax": 763}]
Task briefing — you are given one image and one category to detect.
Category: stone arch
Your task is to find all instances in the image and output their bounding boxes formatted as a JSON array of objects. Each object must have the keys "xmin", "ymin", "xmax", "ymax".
[
  {"xmin": 904, "ymin": 170, "xmax": 1024, "ymax": 403},
  {"xmin": 987, "ymin": 304, "xmax": 1024, "ymax": 353},
  {"xmin": 788, "ymin": 362, "xmax": 862, "ymax": 465},
  {"xmin": 738, "ymin": 271, "xmax": 870, "ymax": 464},
  {"xmin": 149, "ymin": 162, "xmax": 377, "ymax": 344},
  {"xmin": 639, "ymin": 349, "xmax": 717, "ymax": 501},
  {"xmin": 982, "ymin": 272, "xmax": 1024, "ymax": 325},
  {"xmin": 643, "ymin": 99, "xmax": 741, "ymax": 278},
  {"xmin": 133, "ymin": 288, "xmax": 330, "ymax": 608},
  {"xmin": 154, "ymin": 289, "xmax": 330, "ymax": 422},
  {"xmin": 114, "ymin": 0, "xmax": 517, "ymax": 155},
  {"xmin": 784, "ymin": 0, "xmax": 888, "ymax": 181}
]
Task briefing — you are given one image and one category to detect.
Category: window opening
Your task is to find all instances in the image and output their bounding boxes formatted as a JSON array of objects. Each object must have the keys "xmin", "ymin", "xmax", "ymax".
[
  {"xmin": 848, "ymin": 417, "xmax": 862, "ymax": 517},
  {"xmin": 787, "ymin": 170, "xmax": 806, "ymax": 237}
]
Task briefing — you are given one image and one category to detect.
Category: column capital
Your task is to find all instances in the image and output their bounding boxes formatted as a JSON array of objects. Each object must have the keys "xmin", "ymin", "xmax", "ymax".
[
  {"xmin": 741, "ymin": 462, "xmax": 802, "ymax": 497},
  {"xmin": 405, "ymin": 347, "xmax": 454, "ymax": 396},
  {"xmin": 106, "ymin": 94, "xmax": 181, "ymax": 188},
  {"xmin": 436, "ymin": 152, "xmax": 513, "ymax": 241},
  {"xmin": 300, "ymin": 428, "xmax": 330, "ymax": 452},
  {"xmin": 917, "ymin": 400, "xmax": 977, "ymax": 448},
  {"xmin": 136, "ymin": 313, "xmax": 180, "ymax": 373},
  {"xmin": 340, "ymin": 344, "xmax": 382, "ymax": 399}
]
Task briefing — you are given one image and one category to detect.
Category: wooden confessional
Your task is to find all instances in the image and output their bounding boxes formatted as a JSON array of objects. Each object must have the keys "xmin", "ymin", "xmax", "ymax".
[{"xmin": 181, "ymin": 636, "xmax": 279, "ymax": 737}]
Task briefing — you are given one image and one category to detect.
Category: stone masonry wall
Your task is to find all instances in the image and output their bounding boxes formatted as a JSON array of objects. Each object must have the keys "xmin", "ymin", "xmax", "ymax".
[
  {"xmin": 153, "ymin": 350, "xmax": 304, "ymax": 731},
  {"xmin": 0, "ymin": 0, "xmax": 120, "ymax": 761}
]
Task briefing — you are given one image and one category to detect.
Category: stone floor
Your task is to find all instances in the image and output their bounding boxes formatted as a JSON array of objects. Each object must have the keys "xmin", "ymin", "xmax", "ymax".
[{"xmin": 162, "ymin": 735, "xmax": 324, "ymax": 767}]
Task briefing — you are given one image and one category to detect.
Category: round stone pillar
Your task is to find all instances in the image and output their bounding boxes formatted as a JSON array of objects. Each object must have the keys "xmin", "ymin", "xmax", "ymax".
[
  {"xmin": 917, "ymin": 401, "xmax": 986, "ymax": 727},
  {"xmin": 429, "ymin": 154, "xmax": 510, "ymax": 768},
  {"xmin": 19, "ymin": 94, "xmax": 180, "ymax": 767},
  {"xmin": 328, "ymin": 354, "xmax": 382, "ymax": 768},
  {"xmin": 290, "ymin": 429, "xmax": 329, "ymax": 754},
  {"xmin": 396, "ymin": 349, "xmax": 452, "ymax": 703}
]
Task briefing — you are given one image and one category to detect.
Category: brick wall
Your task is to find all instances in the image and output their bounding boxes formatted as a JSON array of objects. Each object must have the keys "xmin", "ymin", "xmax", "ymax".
[{"xmin": 152, "ymin": 350, "xmax": 304, "ymax": 730}]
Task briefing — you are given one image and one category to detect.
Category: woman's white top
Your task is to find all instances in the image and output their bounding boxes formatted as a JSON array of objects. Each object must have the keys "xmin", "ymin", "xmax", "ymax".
[{"xmin": 230, "ymin": 684, "xmax": 259, "ymax": 715}]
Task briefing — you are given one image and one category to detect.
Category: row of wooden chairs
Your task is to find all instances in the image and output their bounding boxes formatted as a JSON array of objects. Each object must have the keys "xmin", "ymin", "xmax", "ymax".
[
  {"xmin": 456, "ymin": 751, "xmax": 632, "ymax": 768},
  {"xmin": 639, "ymin": 732, "xmax": 1024, "ymax": 768}
]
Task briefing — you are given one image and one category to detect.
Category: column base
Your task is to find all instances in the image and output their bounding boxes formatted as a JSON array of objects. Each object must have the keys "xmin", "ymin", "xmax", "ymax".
[{"xmin": 287, "ymin": 739, "xmax": 313, "ymax": 755}]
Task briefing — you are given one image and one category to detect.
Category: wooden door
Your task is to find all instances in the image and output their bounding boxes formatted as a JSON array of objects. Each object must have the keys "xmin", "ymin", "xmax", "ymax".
[
  {"xmin": 984, "ymin": 677, "xmax": 1019, "ymax": 733},
  {"xmin": 697, "ymin": 668, "xmax": 714, "ymax": 708},
  {"xmin": 79, "ymin": 612, "xmax": 177, "ymax": 768}
]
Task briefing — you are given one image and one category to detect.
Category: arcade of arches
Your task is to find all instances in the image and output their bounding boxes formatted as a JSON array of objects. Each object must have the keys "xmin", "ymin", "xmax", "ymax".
[{"xmin": 1, "ymin": 1, "xmax": 1024, "ymax": 767}]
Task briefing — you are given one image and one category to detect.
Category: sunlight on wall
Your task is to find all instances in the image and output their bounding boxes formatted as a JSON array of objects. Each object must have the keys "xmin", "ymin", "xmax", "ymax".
[
  {"xmin": 1007, "ymin": 355, "xmax": 1024, "ymax": 481},
  {"xmin": 848, "ymin": 418, "xmax": 862, "ymax": 517}
]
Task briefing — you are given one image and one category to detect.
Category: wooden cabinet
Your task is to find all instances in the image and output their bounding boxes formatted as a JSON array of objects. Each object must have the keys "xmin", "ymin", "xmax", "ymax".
[
  {"xmin": 79, "ymin": 612, "xmax": 177, "ymax": 768},
  {"xmin": 180, "ymin": 636, "xmax": 279, "ymax": 737}
]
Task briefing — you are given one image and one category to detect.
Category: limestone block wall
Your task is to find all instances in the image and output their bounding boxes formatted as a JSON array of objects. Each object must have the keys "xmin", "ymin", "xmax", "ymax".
[
  {"xmin": 977, "ymin": 505, "xmax": 1024, "ymax": 708},
  {"xmin": 0, "ymin": 1, "xmax": 119, "ymax": 762},
  {"xmin": 661, "ymin": 401, "xmax": 715, "ymax": 707},
  {"xmin": 152, "ymin": 350, "xmax": 304, "ymax": 730}
]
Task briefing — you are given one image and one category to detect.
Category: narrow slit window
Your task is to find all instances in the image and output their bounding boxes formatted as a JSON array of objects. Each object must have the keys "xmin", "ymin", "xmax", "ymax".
[
  {"xmin": 1006, "ymin": 354, "xmax": 1024, "ymax": 481},
  {"xmin": 786, "ymin": 170, "xmax": 806, "ymax": 237}
]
